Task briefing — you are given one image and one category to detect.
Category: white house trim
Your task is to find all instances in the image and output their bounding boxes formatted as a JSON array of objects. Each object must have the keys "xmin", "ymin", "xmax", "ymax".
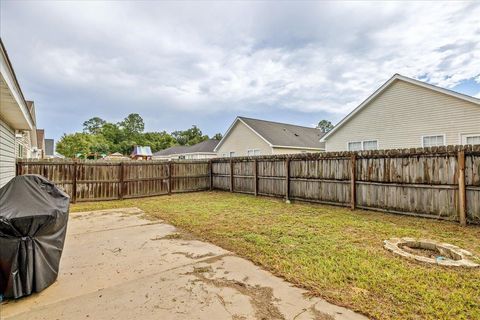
[
  {"xmin": 0, "ymin": 40, "xmax": 34, "ymax": 130},
  {"xmin": 421, "ymin": 134, "xmax": 446, "ymax": 147},
  {"xmin": 320, "ymin": 74, "xmax": 480, "ymax": 143},
  {"xmin": 272, "ymin": 145, "xmax": 324, "ymax": 151},
  {"xmin": 459, "ymin": 133, "xmax": 480, "ymax": 145}
]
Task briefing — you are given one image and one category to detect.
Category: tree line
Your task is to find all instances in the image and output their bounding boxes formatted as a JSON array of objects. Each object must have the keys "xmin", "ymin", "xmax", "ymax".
[{"xmin": 56, "ymin": 113, "xmax": 222, "ymax": 158}]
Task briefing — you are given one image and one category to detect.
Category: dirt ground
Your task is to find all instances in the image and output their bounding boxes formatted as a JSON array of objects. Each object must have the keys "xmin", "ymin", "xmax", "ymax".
[{"xmin": 0, "ymin": 208, "xmax": 367, "ymax": 320}]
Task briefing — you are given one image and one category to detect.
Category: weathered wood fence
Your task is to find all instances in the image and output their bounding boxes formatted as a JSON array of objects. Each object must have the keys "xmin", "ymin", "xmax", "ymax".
[
  {"xmin": 16, "ymin": 160, "xmax": 210, "ymax": 202},
  {"xmin": 17, "ymin": 145, "xmax": 480, "ymax": 225},
  {"xmin": 211, "ymin": 145, "xmax": 480, "ymax": 225}
]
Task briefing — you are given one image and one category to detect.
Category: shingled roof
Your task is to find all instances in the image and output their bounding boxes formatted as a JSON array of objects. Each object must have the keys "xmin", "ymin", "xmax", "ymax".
[
  {"xmin": 153, "ymin": 139, "xmax": 219, "ymax": 156},
  {"xmin": 216, "ymin": 117, "xmax": 325, "ymax": 151}
]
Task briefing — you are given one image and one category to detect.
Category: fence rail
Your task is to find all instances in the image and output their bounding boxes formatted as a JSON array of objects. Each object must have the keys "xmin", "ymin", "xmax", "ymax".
[
  {"xmin": 16, "ymin": 160, "xmax": 210, "ymax": 202},
  {"xmin": 16, "ymin": 145, "xmax": 480, "ymax": 225}
]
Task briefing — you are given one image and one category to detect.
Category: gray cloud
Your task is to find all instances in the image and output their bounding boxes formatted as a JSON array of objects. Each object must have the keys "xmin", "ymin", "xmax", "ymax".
[{"xmin": 1, "ymin": 1, "xmax": 479, "ymax": 141}]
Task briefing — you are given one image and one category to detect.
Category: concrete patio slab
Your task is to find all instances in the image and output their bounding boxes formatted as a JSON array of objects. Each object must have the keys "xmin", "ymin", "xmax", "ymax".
[{"xmin": 1, "ymin": 208, "xmax": 367, "ymax": 320}]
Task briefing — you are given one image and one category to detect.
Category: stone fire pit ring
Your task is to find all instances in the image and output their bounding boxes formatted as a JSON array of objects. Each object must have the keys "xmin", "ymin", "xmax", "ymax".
[{"xmin": 384, "ymin": 237, "xmax": 479, "ymax": 268}]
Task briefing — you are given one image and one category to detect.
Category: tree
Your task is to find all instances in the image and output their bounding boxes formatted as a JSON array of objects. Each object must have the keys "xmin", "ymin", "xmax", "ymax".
[
  {"xmin": 212, "ymin": 133, "xmax": 223, "ymax": 140},
  {"xmin": 316, "ymin": 120, "xmax": 334, "ymax": 133},
  {"xmin": 140, "ymin": 131, "xmax": 176, "ymax": 152},
  {"xmin": 172, "ymin": 125, "xmax": 209, "ymax": 146},
  {"xmin": 83, "ymin": 117, "xmax": 106, "ymax": 134},
  {"xmin": 119, "ymin": 113, "xmax": 144, "ymax": 135},
  {"xmin": 56, "ymin": 133, "xmax": 109, "ymax": 158},
  {"xmin": 101, "ymin": 123, "xmax": 125, "ymax": 152}
]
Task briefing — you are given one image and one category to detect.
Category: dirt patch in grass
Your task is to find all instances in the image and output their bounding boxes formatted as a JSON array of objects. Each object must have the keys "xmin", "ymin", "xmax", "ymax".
[
  {"xmin": 399, "ymin": 244, "xmax": 443, "ymax": 259},
  {"xmin": 151, "ymin": 231, "xmax": 199, "ymax": 241},
  {"xmin": 72, "ymin": 191, "xmax": 480, "ymax": 320}
]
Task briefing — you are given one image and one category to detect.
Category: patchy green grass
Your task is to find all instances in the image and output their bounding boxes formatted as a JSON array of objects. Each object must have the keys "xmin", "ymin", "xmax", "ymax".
[{"xmin": 72, "ymin": 192, "xmax": 480, "ymax": 320}]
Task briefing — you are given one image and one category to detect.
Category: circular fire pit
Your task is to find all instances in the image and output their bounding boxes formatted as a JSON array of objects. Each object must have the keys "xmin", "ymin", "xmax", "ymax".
[{"xmin": 384, "ymin": 238, "xmax": 479, "ymax": 268}]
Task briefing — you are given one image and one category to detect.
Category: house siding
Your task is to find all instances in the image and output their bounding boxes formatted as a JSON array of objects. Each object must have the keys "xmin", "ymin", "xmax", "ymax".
[
  {"xmin": 0, "ymin": 117, "xmax": 16, "ymax": 187},
  {"xmin": 152, "ymin": 153, "xmax": 217, "ymax": 161},
  {"xmin": 15, "ymin": 130, "xmax": 34, "ymax": 158},
  {"xmin": 272, "ymin": 147, "xmax": 316, "ymax": 155},
  {"xmin": 325, "ymin": 80, "xmax": 480, "ymax": 151},
  {"xmin": 216, "ymin": 121, "xmax": 272, "ymax": 157}
]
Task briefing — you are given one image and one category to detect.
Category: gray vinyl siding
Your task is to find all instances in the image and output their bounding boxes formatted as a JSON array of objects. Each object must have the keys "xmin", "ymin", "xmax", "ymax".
[
  {"xmin": 325, "ymin": 80, "xmax": 480, "ymax": 151},
  {"xmin": 0, "ymin": 118, "xmax": 16, "ymax": 187}
]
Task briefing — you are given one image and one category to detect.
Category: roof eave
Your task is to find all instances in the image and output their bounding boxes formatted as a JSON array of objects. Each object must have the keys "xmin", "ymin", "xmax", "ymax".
[
  {"xmin": 214, "ymin": 117, "xmax": 274, "ymax": 151},
  {"xmin": 0, "ymin": 39, "xmax": 35, "ymax": 130},
  {"xmin": 320, "ymin": 73, "xmax": 480, "ymax": 142}
]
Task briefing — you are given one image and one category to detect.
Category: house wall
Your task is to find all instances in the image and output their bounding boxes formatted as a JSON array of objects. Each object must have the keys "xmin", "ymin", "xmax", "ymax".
[
  {"xmin": 325, "ymin": 80, "xmax": 480, "ymax": 151},
  {"xmin": 15, "ymin": 130, "xmax": 35, "ymax": 159},
  {"xmin": 153, "ymin": 153, "xmax": 218, "ymax": 161},
  {"xmin": 0, "ymin": 117, "xmax": 16, "ymax": 187},
  {"xmin": 216, "ymin": 121, "xmax": 272, "ymax": 157},
  {"xmin": 272, "ymin": 147, "xmax": 321, "ymax": 155},
  {"xmin": 184, "ymin": 153, "xmax": 217, "ymax": 160}
]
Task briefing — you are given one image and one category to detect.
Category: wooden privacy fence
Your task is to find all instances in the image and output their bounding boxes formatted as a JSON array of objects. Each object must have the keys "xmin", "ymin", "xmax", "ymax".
[
  {"xmin": 16, "ymin": 160, "xmax": 210, "ymax": 203},
  {"xmin": 17, "ymin": 145, "xmax": 480, "ymax": 225},
  {"xmin": 211, "ymin": 145, "xmax": 480, "ymax": 225}
]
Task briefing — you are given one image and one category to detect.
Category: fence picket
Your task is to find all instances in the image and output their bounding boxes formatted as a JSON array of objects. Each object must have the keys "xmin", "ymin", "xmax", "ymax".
[{"xmin": 15, "ymin": 145, "xmax": 480, "ymax": 225}]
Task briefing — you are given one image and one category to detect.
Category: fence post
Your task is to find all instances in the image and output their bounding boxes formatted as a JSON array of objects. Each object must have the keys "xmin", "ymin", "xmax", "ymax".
[
  {"xmin": 285, "ymin": 158, "xmax": 290, "ymax": 202},
  {"xmin": 350, "ymin": 154, "xmax": 356, "ymax": 210},
  {"xmin": 72, "ymin": 161, "xmax": 78, "ymax": 204},
  {"xmin": 168, "ymin": 162, "xmax": 173, "ymax": 195},
  {"xmin": 209, "ymin": 160, "xmax": 213, "ymax": 191},
  {"xmin": 118, "ymin": 162, "xmax": 124, "ymax": 200},
  {"xmin": 253, "ymin": 159, "xmax": 258, "ymax": 196},
  {"xmin": 230, "ymin": 159, "xmax": 234, "ymax": 192},
  {"xmin": 458, "ymin": 150, "xmax": 467, "ymax": 226}
]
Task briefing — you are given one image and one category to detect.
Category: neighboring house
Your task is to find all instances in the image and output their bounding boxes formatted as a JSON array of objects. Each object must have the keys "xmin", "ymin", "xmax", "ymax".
[
  {"xmin": 152, "ymin": 139, "xmax": 219, "ymax": 160},
  {"xmin": 214, "ymin": 116, "xmax": 325, "ymax": 157},
  {"xmin": 103, "ymin": 152, "xmax": 131, "ymax": 161},
  {"xmin": 131, "ymin": 146, "xmax": 153, "ymax": 160},
  {"xmin": 36, "ymin": 129, "xmax": 46, "ymax": 158},
  {"xmin": 14, "ymin": 100, "xmax": 39, "ymax": 159},
  {"xmin": 44, "ymin": 138, "xmax": 54, "ymax": 157},
  {"xmin": 43, "ymin": 139, "xmax": 64, "ymax": 158},
  {"xmin": 321, "ymin": 74, "xmax": 480, "ymax": 151},
  {"xmin": 0, "ymin": 39, "xmax": 36, "ymax": 187}
]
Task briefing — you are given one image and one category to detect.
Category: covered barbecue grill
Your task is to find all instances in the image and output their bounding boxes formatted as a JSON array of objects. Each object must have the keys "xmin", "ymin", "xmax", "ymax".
[{"xmin": 0, "ymin": 175, "xmax": 70, "ymax": 299}]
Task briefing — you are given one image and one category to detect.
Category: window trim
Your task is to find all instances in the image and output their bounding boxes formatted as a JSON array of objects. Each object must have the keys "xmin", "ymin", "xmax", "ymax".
[
  {"xmin": 460, "ymin": 133, "xmax": 480, "ymax": 145},
  {"xmin": 247, "ymin": 149, "xmax": 260, "ymax": 156},
  {"xmin": 347, "ymin": 140, "xmax": 379, "ymax": 151},
  {"xmin": 347, "ymin": 141, "xmax": 362, "ymax": 151},
  {"xmin": 362, "ymin": 140, "xmax": 379, "ymax": 151},
  {"xmin": 421, "ymin": 134, "xmax": 446, "ymax": 148}
]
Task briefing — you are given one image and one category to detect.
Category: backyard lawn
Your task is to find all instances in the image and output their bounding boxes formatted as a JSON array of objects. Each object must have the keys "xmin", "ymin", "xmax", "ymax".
[{"xmin": 72, "ymin": 191, "xmax": 480, "ymax": 320}]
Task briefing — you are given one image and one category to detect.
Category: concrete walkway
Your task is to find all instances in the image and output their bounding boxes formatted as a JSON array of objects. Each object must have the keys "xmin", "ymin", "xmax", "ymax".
[{"xmin": 1, "ymin": 208, "xmax": 368, "ymax": 320}]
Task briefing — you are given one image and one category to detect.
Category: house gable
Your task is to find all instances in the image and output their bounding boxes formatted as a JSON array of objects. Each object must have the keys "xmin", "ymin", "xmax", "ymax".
[
  {"xmin": 215, "ymin": 120, "xmax": 272, "ymax": 157},
  {"xmin": 322, "ymin": 77, "xmax": 480, "ymax": 151}
]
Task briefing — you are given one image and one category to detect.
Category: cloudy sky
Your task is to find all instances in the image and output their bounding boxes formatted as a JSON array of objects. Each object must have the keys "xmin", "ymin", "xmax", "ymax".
[{"xmin": 1, "ymin": 1, "xmax": 479, "ymax": 142}]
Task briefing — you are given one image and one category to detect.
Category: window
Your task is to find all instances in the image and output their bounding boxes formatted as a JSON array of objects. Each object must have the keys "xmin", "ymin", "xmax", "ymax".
[
  {"xmin": 247, "ymin": 149, "xmax": 260, "ymax": 156},
  {"xmin": 422, "ymin": 135, "xmax": 445, "ymax": 147},
  {"xmin": 462, "ymin": 134, "xmax": 480, "ymax": 145},
  {"xmin": 229, "ymin": 152, "xmax": 236, "ymax": 157},
  {"xmin": 17, "ymin": 144, "xmax": 24, "ymax": 158},
  {"xmin": 362, "ymin": 140, "xmax": 378, "ymax": 150},
  {"xmin": 348, "ymin": 142, "xmax": 362, "ymax": 151},
  {"xmin": 466, "ymin": 136, "xmax": 480, "ymax": 145},
  {"xmin": 222, "ymin": 153, "xmax": 228, "ymax": 157}
]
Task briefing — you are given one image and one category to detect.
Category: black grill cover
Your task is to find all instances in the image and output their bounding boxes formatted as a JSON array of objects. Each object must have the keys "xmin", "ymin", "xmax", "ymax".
[{"xmin": 0, "ymin": 175, "xmax": 69, "ymax": 299}]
